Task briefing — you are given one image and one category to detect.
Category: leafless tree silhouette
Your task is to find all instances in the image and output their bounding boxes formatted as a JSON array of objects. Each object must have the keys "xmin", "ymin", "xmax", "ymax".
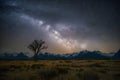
[{"xmin": 28, "ymin": 40, "xmax": 47, "ymax": 60}]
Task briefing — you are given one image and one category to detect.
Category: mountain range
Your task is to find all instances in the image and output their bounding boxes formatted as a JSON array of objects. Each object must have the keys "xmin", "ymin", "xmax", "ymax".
[{"xmin": 0, "ymin": 50, "xmax": 120, "ymax": 60}]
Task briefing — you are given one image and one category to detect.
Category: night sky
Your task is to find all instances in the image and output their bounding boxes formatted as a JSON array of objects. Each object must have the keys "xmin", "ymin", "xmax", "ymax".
[{"xmin": 0, "ymin": 0, "xmax": 120, "ymax": 54}]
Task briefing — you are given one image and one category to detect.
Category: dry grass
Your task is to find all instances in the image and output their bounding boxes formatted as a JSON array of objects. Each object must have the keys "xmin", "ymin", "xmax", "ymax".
[{"xmin": 0, "ymin": 60, "xmax": 120, "ymax": 80}]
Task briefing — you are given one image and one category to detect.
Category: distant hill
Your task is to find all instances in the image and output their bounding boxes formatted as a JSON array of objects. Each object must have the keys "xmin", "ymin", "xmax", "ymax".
[
  {"xmin": 71, "ymin": 50, "xmax": 109, "ymax": 59},
  {"xmin": 0, "ymin": 52, "xmax": 29, "ymax": 60},
  {"xmin": 0, "ymin": 49, "xmax": 120, "ymax": 60},
  {"xmin": 112, "ymin": 49, "xmax": 120, "ymax": 59}
]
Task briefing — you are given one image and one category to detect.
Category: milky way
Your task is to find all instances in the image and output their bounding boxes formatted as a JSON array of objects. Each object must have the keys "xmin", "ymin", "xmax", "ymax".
[{"xmin": 0, "ymin": 0, "xmax": 120, "ymax": 54}]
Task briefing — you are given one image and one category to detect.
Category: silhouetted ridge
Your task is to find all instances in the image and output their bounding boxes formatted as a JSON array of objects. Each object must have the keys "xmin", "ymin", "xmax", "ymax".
[
  {"xmin": 0, "ymin": 52, "xmax": 29, "ymax": 60},
  {"xmin": 16, "ymin": 52, "xmax": 29, "ymax": 59},
  {"xmin": 113, "ymin": 49, "xmax": 120, "ymax": 59},
  {"xmin": 73, "ymin": 50, "xmax": 108, "ymax": 59},
  {"xmin": 0, "ymin": 49, "xmax": 120, "ymax": 59}
]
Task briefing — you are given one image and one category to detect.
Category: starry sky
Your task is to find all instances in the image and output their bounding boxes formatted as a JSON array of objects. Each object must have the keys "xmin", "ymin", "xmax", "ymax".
[{"xmin": 0, "ymin": 0, "xmax": 120, "ymax": 54}]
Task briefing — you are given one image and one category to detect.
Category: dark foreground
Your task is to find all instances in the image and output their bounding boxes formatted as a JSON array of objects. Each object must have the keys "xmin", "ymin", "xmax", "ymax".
[{"xmin": 0, "ymin": 60, "xmax": 120, "ymax": 80}]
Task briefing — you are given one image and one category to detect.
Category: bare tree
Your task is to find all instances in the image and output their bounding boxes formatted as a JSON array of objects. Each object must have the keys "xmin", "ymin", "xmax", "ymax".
[{"xmin": 28, "ymin": 40, "xmax": 47, "ymax": 60}]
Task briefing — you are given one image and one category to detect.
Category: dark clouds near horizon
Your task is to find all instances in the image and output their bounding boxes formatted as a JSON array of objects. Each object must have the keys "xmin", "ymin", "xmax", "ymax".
[{"xmin": 0, "ymin": 0, "xmax": 120, "ymax": 53}]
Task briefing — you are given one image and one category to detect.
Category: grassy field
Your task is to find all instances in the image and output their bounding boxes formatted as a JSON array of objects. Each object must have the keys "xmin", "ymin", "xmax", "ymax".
[{"xmin": 0, "ymin": 60, "xmax": 120, "ymax": 80}]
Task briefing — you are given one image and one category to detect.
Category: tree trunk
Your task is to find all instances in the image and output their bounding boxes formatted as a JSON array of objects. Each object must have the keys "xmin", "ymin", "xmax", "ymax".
[{"xmin": 33, "ymin": 53, "xmax": 38, "ymax": 61}]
